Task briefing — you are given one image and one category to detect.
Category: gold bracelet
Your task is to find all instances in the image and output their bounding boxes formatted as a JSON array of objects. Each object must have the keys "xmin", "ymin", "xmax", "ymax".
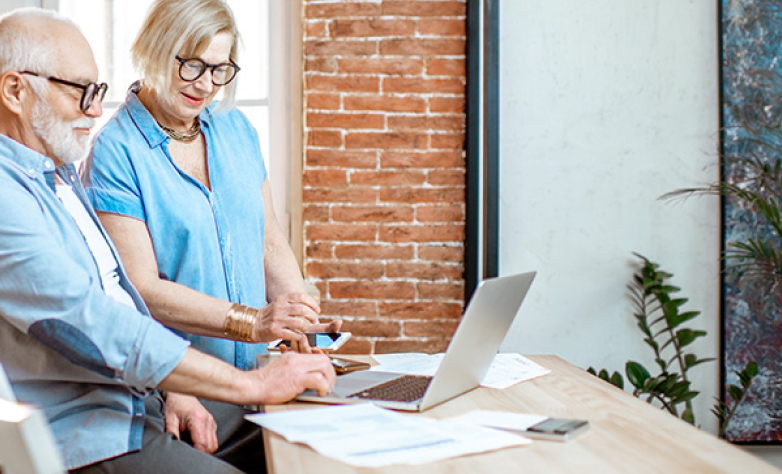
[{"xmin": 224, "ymin": 303, "xmax": 256, "ymax": 342}]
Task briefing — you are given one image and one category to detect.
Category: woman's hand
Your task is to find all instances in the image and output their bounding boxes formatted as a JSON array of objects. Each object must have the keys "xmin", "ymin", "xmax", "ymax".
[
  {"xmin": 252, "ymin": 292, "xmax": 320, "ymax": 342},
  {"xmin": 253, "ymin": 293, "xmax": 342, "ymax": 353}
]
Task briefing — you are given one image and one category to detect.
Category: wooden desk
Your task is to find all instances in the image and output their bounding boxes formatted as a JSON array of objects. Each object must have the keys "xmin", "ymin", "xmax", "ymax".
[{"xmin": 261, "ymin": 355, "xmax": 781, "ymax": 473}]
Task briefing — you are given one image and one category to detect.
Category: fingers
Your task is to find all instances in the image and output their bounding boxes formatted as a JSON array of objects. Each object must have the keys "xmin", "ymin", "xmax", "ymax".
[
  {"xmin": 289, "ymin": 336, "xmax": 312, "ymax": 354},
  {"xmin": 255, "ymin": 353, "xmax": 336, "ymax": 404},
  {"xmin": 188, "ymin": 414, "xmax": 218, "ymax": 454},
  {"xmin": 276, "ymin": 329, "xmax": 309, "ymax": 352},
  {"xmin": 304, "ymin": 319, "xmax": 343, "ymax": 333},
  {"xmin": 164, "ymin": 412, "xmax": 181, "ymax": 440},
  {"xmin": 328, "ymin": 319, "xmax": 343, "ymax": 332},
  {"xmin": 299, "ymin": 355, "xmax": 337, "ymax": 396},
  {"xmin": 255, "ymin": 300, "xmax": 321, "ymax": 342},
  {"xmin": 164, "ymin": 394, "xmax": 218, "ymax": 454},
  {"xmin": 310, "ymin": 370, "xmax": 334, "ymax": 397},
  {"xmin": 284, "ymin": 292, "xmax": 321, "ymax": 314},
  {"xmin": 275, "ymin": 293, "xmax": 321, "ymax": 323}
]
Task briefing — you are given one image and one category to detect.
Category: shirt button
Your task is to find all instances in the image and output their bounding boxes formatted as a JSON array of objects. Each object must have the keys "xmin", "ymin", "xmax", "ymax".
[{"xmin": 44, "ymin": 161, "xmax": 52, "ymax": 169}]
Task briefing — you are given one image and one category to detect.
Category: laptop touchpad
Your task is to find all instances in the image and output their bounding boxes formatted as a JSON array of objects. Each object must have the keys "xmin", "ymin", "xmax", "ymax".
[{"xmin": 331, "ymin": 371, "xmax": 404, "ymax": 396}]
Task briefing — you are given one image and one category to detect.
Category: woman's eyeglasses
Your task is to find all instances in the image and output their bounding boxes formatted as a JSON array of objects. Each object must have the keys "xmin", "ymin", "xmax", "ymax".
[
  {"xmin": 175, "ymin": 56, "xmax": 240, "ymax": 86},
  {"xmin": 21, "ymin": 71, "xmax": 108, "ymax": 113}
]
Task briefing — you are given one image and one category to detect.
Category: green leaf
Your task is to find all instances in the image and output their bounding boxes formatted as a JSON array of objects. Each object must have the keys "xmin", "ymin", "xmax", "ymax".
[
  {"xmin": 610, "ymin": 372, "xmax": 624, "ymax": 389},
  {"xmin": 658, "ymin": 375, "xmax": 680, "ymax": 394},
  {"xmin": 673, "ymin": 391, "xmax": 699, "ymax": 404},
  {"xmin": 643, "ymin": 376, "xmax": 663, "ymax": 393},
  {"xmin": 728, "ymin": 385, "xmax": 743, "ymax": 402},
  {"xmin": 677, "ymin": 311, "xmax": 701, "ymax": 325},
  {"xmin": 676, "ymin": 329, "xmax": 706, "ymax": 347},
  {"xmin": 682, "ymin": 407, "xmax": 695, "ymax": 424},
  {"xmin": 643, "ymin": 337, "xmax": 659, "ymax": 352},
  {"xmin": 626, "ymin": 361, "xmax": 650, "ymax": 389},
  {"xmin": 668, "ymin": 381, "xmax": 690, "ymax": 397},
  {"xmin": 684, "ymin": 354, "xmax": 716, "ymax": 369},
  {"xmin": 746, "ymin": 361, "xmax": 759, "ymax": 377}
]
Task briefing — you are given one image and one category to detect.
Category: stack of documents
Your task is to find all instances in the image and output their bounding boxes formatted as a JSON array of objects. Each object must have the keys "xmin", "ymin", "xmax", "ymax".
[
  {"xmin": 246, "ymin": 404, "xmax": 531, "ymax": 467},
  {"xmin": 371, "ymin": 352, "xmax": 550, "ymax": 389}
]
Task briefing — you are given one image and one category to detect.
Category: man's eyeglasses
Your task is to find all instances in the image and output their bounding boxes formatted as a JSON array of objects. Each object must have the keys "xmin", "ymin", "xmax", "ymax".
[
  {"xmin": 175, "ymin": 56, "xmax": 240, "ymax": 86},
  {"xmin": 21, "ymin": 71, "xmax": 108, "ymax": 113}
]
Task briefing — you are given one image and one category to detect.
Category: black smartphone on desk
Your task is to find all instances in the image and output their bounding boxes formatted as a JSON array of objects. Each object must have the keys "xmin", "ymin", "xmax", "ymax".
[{"xmin": 522, "ymin": 418, "xmax": 590, "ymax": 441}]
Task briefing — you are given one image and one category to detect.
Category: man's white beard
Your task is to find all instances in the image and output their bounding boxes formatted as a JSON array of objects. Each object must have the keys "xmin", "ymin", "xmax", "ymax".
[{"xmin": 30, "ymin": 99, "xmax": 95, "ymax": 165}]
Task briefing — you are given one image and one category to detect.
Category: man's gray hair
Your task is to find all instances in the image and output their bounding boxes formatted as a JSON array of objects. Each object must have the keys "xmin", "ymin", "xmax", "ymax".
[{"xmin": 0, "ymin": 8, "xmax": 79, "ymax": 83}]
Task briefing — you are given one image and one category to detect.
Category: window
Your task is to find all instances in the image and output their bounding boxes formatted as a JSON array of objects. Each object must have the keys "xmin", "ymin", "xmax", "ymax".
[
  {"xmin": 57, "ymin": 0, "xmax": 271, "ymax": 166},
  {"xmin": 1, "ymin": 1, "xmax": 301, "ymax": 249}
]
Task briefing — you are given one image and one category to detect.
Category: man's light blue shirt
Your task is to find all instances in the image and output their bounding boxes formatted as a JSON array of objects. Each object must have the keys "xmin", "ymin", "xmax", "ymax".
[
  {"xmin": 83, "ymin": 90, "xmax": 268, "ymax": 369},
  {"xmin": 0, "ymin": 134, "xmax": 190, "ymax": 469}
]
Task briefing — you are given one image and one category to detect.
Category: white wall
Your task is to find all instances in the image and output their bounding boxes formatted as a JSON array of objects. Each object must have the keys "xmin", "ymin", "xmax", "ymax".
[
  {"xmin": 497, "ymin": 0, "xmax": 722, "ymax": 433},
  {"xmin": 497, "ymin": 1, "xmax": 782, "ymax": 466}
]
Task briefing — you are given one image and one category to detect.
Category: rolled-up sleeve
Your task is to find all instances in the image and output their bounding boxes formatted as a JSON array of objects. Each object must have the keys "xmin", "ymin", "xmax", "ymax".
[
  {"xmin": 83, "ymin": 133, "xmax": 147, "ymax": 222},
  {"xmin": 0, "ymin": 174, "xmax": 189, "ymax": 393}
]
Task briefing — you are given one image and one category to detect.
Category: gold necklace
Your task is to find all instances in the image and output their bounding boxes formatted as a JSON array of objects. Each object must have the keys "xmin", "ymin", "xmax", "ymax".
[{"xmin": 158, "ymin": 117, "xmax": 201, "ymax": 142}]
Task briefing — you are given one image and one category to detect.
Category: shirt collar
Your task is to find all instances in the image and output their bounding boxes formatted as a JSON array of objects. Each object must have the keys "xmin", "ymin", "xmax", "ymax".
[
  {"xmin": 0, "ymin": 133, "xmax": 57, "ymax": 188},
  {"xmin": 125, "ymin": 83, "xmax": 213, "ymax": 149}
]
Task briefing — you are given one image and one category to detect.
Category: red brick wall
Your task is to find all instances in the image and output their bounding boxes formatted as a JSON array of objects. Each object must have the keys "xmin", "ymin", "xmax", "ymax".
[{"xmin": 302, "ymin": 0, "xmax": 467, "ymax": 354}]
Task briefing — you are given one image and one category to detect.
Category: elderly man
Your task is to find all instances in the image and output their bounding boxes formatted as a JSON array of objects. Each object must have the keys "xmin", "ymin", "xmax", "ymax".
[{"xmin": 0, "ymin": 8, "xmax": 335, "ymax": 474}]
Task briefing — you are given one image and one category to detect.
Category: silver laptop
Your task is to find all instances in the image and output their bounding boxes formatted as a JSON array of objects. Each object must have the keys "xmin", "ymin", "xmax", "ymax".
[{"xmin": 296, "ymin": 271, "xmax": 536, "ymax": 411}]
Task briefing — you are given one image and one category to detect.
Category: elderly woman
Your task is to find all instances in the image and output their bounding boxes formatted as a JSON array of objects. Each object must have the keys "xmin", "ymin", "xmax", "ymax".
[{"xmin": 82, "ymin": 0, "xmax": 340, "ymax": 372}]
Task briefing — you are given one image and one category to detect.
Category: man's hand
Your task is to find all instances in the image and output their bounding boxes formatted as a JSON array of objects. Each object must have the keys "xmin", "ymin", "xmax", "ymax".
[
  {"xmin": 164, "ymin": 393, "xmax": 218, "ymax": 454},
  {"xmin": 249, "ymin": 352, "xmax": 336, "ymax": 405}
]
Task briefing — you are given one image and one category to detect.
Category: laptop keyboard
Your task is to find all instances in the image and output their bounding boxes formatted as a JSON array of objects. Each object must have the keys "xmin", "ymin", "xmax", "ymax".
[{"xmin": 348, "ymin": 375, "xmax": 432, "ymax": 403}]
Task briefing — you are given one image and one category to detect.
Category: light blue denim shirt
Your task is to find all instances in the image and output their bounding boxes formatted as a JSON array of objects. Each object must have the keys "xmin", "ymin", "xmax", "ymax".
[
  {"xmin": 0, "ymin": 134, "xmax": 190, "ymax": 469},
  {"xmin": 83, "ymin": 89, "xmax": 268, "ymax": 370}
]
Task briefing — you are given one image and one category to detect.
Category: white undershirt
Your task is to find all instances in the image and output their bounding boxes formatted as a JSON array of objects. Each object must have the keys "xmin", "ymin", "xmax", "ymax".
[{"xmin": 56, "ymin": 183, "xmax": 136, "ymax": 309}]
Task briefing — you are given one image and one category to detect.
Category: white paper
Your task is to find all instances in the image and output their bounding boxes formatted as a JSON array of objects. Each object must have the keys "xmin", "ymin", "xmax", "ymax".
[
  {"xmin": 480, "ymin": 353, "xmax": 551, "ymax": 389},
  {"xmin": 370, "ymin": 352, "xmax": 550, "ymax": 389},
  {"xmin": 246, "ymin": 403, "xmax": 530, "ymax": 467},
  {"xmin": 450, "ymin": 410, "xmax": 548, "ymax": 432}
]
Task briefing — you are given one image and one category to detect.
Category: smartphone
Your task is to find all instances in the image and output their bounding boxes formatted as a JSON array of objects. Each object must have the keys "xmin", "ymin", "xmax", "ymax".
[
  {"xmin": 330, "ymin": 357, "xmax": 371, "ymax": 374},
  {"xmin": 267, "ymin": 332, "xmax": 352, "ymax": 352},
  {"xmin": 522, "ymin": 418, "xmax": 589, "ymax": 441}
]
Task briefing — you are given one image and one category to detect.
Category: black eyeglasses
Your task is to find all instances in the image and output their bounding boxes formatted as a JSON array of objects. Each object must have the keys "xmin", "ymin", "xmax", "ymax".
[
  {"xmin": 21, "ymin": 71, "xmax": 108, "ymax": 113},
  {"xmin": 175, "ymin": 56, "xmax": 240, "ymax": 86}
]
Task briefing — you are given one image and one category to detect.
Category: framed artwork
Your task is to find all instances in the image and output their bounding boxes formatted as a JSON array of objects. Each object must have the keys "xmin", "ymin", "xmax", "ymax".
[{"xmin": 721, "ymin": 0, "xmax": 782, "ymax": 443}]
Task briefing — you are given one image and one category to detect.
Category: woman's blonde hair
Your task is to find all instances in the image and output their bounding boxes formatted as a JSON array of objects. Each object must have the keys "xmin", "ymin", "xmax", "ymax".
[{"xmin": 131, "ymin": 0, "xmax": 240, "ymax": 113}]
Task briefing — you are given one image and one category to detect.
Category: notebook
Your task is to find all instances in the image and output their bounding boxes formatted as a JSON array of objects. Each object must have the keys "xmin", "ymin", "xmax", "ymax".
[{"xmin": 296, "ymin": 271, "xmax": 536, "ymax": 411}]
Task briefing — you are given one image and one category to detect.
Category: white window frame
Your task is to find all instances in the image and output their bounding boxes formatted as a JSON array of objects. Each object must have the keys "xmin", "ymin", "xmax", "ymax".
[
  {"xmin": 1, "ymin": 0, "xmax": 304, "ymax": 265},
  {"xmin": 268, "ymin": 0, "xmax": 303, "ymax": 265}
]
